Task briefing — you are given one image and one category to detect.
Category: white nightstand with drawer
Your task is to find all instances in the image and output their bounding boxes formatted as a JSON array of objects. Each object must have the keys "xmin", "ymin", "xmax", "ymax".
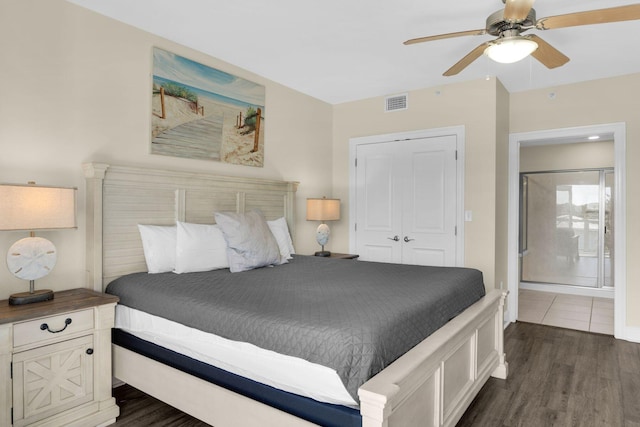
[{"xmin": 0, "ymin": 288, "xmax": 119, "ymax": 427}]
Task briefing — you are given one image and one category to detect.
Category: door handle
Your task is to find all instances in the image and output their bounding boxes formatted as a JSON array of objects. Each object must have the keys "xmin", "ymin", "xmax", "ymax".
[
  {"xmin": 404, "ymin": 236, "xmax": 415, "ymax": 243},
  {"xmin": 387, "ymin": 235, "xmax": 399, "ymax": 242}
]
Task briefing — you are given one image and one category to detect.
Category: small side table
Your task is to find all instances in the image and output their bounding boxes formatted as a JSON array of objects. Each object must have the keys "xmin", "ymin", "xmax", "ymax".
[{"xmin": 0, "ymin": 288, "xmax": 119, "ymax": 427}]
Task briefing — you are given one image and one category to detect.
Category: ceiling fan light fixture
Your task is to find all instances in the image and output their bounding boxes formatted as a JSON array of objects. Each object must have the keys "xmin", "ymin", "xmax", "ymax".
[{"xmin": 484, "ymin": 36, "xmax": 538, "ymax": 64}]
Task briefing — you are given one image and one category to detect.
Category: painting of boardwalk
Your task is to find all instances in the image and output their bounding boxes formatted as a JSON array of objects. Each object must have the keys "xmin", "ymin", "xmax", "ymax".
[{"xmin": 151, "ymin": 47, "xmax": 266, "ymax": 167}]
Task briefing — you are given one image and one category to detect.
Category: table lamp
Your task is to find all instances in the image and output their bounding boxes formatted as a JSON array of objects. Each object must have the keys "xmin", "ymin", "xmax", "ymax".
[
  {"xmin": 306, "ymin": 197, "xmax": 340, "ymax": 257},
  {"xmin": 0, "ymin": 183, "xmax": 77, "ymax": 305}
]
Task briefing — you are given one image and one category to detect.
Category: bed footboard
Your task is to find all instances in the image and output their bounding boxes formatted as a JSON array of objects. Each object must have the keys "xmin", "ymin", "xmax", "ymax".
[{"xmin": 358, "ymin": 290, "xmax": 508, "ymax": 427}]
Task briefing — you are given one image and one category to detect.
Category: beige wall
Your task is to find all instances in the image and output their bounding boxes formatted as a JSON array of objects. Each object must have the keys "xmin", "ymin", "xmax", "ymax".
[
  {"xmin": 332, "ymin": 78, "xmax": 505, "ymax": 290},
  {"xmin": 520, "ymin": 141, "xmax": 614, "ymax": 172},
  {"xmin": 510, "ymin": 73, "xmax": 640, "ymax": 328},
  {"xmin": 0, "ymin": 0, "xmax": 333, "ymax": 299},
  {"xmin": 494, "ymin": 80, "xmax": 511, "ymax": 293}
]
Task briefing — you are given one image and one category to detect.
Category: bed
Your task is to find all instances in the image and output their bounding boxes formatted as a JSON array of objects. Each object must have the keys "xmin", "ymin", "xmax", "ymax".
[{"xmin": 83, "ymin": 162, "xmax": 508, "ymax": 427}]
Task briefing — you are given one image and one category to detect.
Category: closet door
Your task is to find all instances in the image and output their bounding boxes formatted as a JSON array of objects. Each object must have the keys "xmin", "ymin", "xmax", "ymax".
[
  {"xmin": 355, "ymin": 136, "xmax": 458, "ymax": 266},
  {"xmin": 354, "ymin": 141, "xmax": 403, "ymax": 263},
  {"xmin": 401, "ymin": 135, "xmax": 457, "ymax": 266}
]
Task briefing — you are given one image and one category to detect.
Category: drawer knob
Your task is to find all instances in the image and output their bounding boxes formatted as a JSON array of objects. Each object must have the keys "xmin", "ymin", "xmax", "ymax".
[
  {"xmin": 40, "ymin": 317, "xmax": 72, "ymax": 334},
  {"xmin": 86, "ymin": 348, "xmax": 94, "ymax": 355}
]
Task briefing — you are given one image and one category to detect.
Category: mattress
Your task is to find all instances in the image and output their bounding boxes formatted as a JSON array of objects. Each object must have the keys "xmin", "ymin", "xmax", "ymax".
[
  {"xmin": 106, "ymin": 255, "xmax": 486, "ymax": 402},
  {"xmin": 111, "ymin": 328, "xmax": 362, "ymax": 427},
  {"xmin": 115, "ymin": 304, "xmax": 358, "ymax": 407}
]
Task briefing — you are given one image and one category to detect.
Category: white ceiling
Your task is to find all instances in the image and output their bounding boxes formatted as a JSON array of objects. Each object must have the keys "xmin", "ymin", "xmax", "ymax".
[{"xmin": 67, "ymin": 0, "xmax": 640, "ymax": 104}]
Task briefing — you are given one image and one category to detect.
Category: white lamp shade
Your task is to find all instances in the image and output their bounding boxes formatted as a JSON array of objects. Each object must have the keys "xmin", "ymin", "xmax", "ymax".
[
  {"xmin": 306, "ymin": 198, "xmax": 340, "ymax": 221},
  {"xmin": 0, "ymin": 184, "xmax": 77, "ymax": 231},
  {"xmin": 484, "ymin": 37, "xmax": 538, "ymax": 64}
]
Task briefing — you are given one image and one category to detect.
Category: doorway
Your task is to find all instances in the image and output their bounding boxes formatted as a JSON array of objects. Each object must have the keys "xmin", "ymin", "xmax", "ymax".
[{"xmin": 508, "ymin": 123, "xmax": 626, "ymax": 339}]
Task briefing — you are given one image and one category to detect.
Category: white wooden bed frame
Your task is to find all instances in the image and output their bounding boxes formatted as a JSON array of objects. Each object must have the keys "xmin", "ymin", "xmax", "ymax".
[{"xmin": 83, "ymin": 162, "xmax": 508, "ymax": 427}]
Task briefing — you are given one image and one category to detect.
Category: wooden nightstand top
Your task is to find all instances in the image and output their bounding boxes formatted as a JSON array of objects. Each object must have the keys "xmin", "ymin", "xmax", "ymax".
[
  {"xmin": 0, "ymin": 288, "xmax": 119, "ymax": 325},
  {"xmin": 326, "ymin": 253, "xmax": 360, "ymax": 260}
]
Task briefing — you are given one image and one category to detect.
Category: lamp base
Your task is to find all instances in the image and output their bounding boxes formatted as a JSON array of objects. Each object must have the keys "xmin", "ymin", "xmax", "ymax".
[
  {"xmin": 314, "ymin": 251, "xmax": 331, "ymax": 257},
  {"xmin": 9, "ymin": 289, "xmax": 54, "ymax": 306}
]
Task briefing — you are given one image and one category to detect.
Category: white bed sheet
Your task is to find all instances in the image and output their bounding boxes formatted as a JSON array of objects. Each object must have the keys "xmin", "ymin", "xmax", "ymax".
[{"xmin": 115, "ymin": 305, "xmax": 358, "ymax": 407}]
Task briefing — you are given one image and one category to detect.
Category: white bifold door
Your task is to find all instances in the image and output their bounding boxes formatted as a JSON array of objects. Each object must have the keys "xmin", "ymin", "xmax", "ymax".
[{"xmin": 354, "ymin": 135, "xmax": 458, "ymax": 266}]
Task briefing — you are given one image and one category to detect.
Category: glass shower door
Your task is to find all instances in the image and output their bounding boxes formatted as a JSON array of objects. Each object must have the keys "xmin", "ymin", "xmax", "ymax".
[{"xmin": 520, "ymin": 169, "xmax": 613, "ymax": 288}]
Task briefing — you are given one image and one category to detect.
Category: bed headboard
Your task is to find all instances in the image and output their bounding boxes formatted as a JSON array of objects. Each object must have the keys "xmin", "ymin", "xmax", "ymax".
[{"xmin": 83, "ymin": 163, "xmax": 298, "ymax": 291}]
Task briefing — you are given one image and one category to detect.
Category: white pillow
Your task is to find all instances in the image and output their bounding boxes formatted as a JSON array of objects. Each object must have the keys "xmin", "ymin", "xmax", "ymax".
[
  {"xmin": 175, "ymin": 221, "xmax": 229, "ymax": 274},
  {"xmin": 214, "ymin": 210, "xmax": 285, "ymax": 273},
  {"xmin": 267, "ymin": 217, "xmax": 295, "ymax": 260},
  {"xmin": 138, "ymin": 224, "xmax": 176, "ymax": 274}
]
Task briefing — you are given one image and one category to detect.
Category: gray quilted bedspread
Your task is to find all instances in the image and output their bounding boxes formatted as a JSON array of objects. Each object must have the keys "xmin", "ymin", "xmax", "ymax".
[{"xmin": 106, "ymin": 255, "xmax": 485, "ymax": 402}]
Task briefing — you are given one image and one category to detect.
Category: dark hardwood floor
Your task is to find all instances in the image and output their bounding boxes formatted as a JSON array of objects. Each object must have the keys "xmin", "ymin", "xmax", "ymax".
[
  {"xmin": 113, "ymin": 384, "xmax": 209, "ymax": 426},
  {"xmin": 112, "ymin": 322, "xmax": 640, "ymax": 426},
  {"xmin": 457, "ymin": 322, "xmax": 640, "ymax": 427}
]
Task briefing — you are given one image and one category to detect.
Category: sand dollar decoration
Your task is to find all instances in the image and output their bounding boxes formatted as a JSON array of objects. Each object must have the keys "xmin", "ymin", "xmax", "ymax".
[{"xmin": 6, "ymin": 236, "xmax": 57, "ymax": 281}]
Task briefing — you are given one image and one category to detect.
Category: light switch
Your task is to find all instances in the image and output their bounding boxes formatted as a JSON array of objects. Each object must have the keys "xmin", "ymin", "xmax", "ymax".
[{"xmin": 464, "ymin": 210, "xmax": 472, "ymax": 222}]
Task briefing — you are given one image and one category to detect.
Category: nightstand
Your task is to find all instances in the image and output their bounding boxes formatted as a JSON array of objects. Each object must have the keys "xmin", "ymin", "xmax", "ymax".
[
  {"xmin": 0, "ymin": 288, "xmax": 119, "ymax": 427},
  {"xmin": 326, "ymin": 253, "xmax": 359, "ymax": 260}
]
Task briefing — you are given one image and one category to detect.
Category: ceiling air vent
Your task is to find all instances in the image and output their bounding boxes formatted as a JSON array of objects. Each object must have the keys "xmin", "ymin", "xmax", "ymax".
[{"xmin": 385, "ymin": 94, "xmax": 408, "ymax": 112}]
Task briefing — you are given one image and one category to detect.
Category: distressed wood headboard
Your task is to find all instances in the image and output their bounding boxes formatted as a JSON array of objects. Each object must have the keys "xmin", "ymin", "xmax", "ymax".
[{"xmin": 83, "ymin": 163, "xmax": 298, "ymax": 291}]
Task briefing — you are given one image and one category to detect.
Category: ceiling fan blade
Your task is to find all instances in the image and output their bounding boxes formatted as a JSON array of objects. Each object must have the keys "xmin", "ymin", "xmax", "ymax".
[
  {"xmin": 404, "ymin": 29, "xmax": 486, "ymax": 45},
  {"xmin": 528, "ymin": 35, "xmax": 569, "ymax": 69},
  {"xmin": 504, "ymin": 0, "xmax": 535, "ymax": 22},
  {"xmin": 443, "ymin": 43, "xmax": 489, "ymax": 76},
  {"xmin": 537, "ymin": 4, "xmax": 640, "ymax": 30}
]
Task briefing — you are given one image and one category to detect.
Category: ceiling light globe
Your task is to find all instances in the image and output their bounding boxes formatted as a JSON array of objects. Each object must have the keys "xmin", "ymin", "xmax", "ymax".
[{"xmin": 485, "ymin": 37, "xmax": 538, "ymax": 64}]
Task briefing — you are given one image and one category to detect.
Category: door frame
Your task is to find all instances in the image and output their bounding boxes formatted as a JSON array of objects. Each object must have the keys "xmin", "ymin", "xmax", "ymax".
[
  {"xmin": 348, "ymin": 125, "xmax": 465, "ymax": 266},
  {"xmin": 507, "ymin": 122, "xmax": 627, "ymax": 339}
]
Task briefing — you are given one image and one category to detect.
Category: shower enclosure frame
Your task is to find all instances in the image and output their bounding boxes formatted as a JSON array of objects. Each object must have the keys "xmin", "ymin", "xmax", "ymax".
[{"xmin": 519, "ymin": 168, "xmax": 614, "ymax": 290}]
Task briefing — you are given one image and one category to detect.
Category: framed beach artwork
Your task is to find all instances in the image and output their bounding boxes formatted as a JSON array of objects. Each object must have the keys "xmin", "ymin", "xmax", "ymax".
[{"xmin": 151, "ymin": 47, "xmax": 266, "ymax": 167}]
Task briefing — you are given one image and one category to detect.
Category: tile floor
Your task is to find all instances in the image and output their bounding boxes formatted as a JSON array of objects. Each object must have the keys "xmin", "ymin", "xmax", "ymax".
[{"xmin": 518, "ymin": 289, "xmax": 614, "ymax": 335}]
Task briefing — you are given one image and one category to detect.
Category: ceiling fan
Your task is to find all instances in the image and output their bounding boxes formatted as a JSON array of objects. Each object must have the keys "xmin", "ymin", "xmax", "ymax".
[{"xmin": 404, "ymin": 1, "xmax": 640, "ymax": 76}]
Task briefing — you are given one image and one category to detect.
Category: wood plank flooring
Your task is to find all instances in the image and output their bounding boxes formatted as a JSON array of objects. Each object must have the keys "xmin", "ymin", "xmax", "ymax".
[
  {"xmin": 112, "ymin": 322, "xmax": 640, "ymax": 426},
  {"xmin": 457, "ymin": 322, "xmax": 640, "ymax": 427},
  {"xmin": 113, "ymin": 383, "xmax": 209, "ymax": 426}
]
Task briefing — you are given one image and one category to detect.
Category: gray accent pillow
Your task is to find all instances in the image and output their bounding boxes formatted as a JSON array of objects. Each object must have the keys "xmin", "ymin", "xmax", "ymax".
[{"xmin": 214, "ymin": 210, "xmax": 284, "ymax": 272}]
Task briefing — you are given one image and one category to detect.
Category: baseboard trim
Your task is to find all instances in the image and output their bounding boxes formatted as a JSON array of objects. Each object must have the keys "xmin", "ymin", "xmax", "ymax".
[
  {"xmin": 519, "ymin": 282, "xmax": 614, "ymax": 299},
  {"xmin": 620, "ymin": 326, "xmax": 640, "ymax": 343}
]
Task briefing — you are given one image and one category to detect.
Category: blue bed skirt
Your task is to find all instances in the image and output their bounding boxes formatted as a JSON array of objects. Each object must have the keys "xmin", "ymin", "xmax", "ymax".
[{"xmin": 112, "ymin": 329, "xmax": 362, "ymax": 427}]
